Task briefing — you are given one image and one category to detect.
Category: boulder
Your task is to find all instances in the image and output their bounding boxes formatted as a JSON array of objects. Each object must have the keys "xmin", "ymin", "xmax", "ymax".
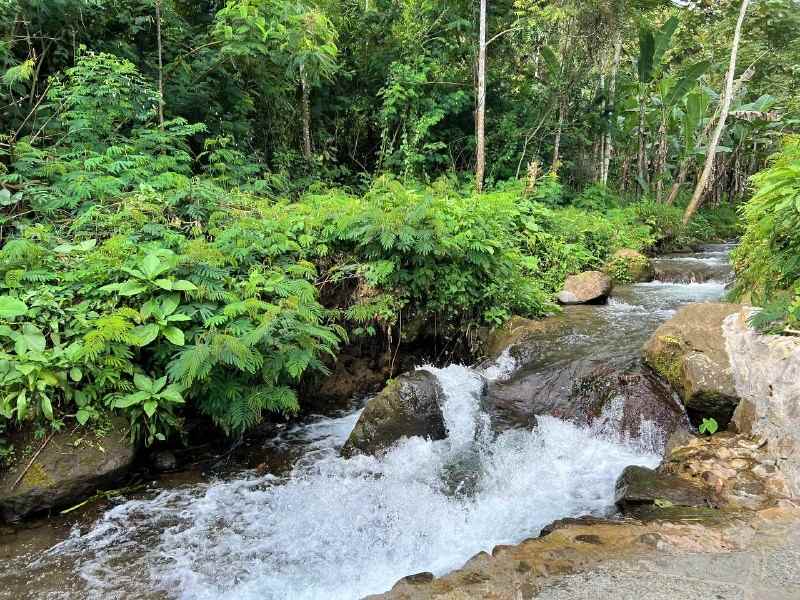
[
  {"xmin": 341, "ymin": 370, "xmax": 446, "ymax": 457},
  {"xmin": 0, "ymin": 418, "xmax": 136, "ymax": 522},
  {"xmin": 483, "ymin": 315, "xmax": 569, "ymax": 359},
  {"xmin": 557, "ymin": 271, "xmax": 612, "ymax": 305},
  {"xmin": 643, "ymin": 303, "xmax": 742, "ymax": 427},
  {"xmin": 614, "ymin": 465, "xmax": 715, "ymax": 517},
  {"xmin": 487, "ymin": 359, "xmax": 689, "ymax": 446},
  {"xmin": 606, "ymin": 249, "xmax": 654, "ymax": 283},
  {"xmin": 724, "ymin": 308, "xmax": 800, "ymax": 497}
]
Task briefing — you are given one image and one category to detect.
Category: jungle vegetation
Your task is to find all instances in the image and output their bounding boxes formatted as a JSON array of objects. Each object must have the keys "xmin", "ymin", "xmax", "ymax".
[{"xmin": 0, "ymin": 0, "xmax": 796, "ymax": 449}]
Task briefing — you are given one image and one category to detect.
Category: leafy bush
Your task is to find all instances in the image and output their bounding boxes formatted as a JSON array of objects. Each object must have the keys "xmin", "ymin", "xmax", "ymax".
[{"xmin": 732, "ymin": 136, "xmax": 800, "ymax": 334}]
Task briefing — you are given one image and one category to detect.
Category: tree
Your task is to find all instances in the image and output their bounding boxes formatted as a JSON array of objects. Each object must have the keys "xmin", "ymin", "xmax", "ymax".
[
  {"xmin": 475, "ymin": 0, "xmax": 487, "ymax": 193},
  {"xmin": 683, "ymin": 0, "xmax": 750, "ymax": 224}
]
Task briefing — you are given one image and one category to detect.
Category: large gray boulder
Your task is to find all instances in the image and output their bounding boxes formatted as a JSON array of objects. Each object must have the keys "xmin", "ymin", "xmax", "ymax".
[
  {"xmin": 342, "ymin": 370, "xmax": 446, "ymax": 457},
  {"xmin": 724, "ymin": 308, "xmax": 800, "ymax": 497},
  {"xmin": 643, "ymin": 303, "xmax": 742, "ymax": 427},
  {"xmin": 0, "ymin": 418, "xmax": 135, "ymax": 522},
  {"xmin": 557, "ymin": 271, "xmax": 612, "ymax": 305}
]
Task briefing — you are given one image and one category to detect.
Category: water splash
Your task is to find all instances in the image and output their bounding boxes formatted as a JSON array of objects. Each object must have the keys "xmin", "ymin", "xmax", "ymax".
[{"xmin": 40, "ymin": 365, "xmax": 661, "ymax": 600}]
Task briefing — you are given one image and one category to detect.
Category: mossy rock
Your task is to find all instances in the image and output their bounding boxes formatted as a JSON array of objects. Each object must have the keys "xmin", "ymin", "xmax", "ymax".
[
  {"xmin": 605, "ymin": 249, "xmax": 655, "ymax": 283},
  {"xmin": 643, "ymin": 303, "xmax": 742, "ymax": 427},
  {"xmin": 0, "ymin": 418, "xmax": 136, "ymax": 522}
]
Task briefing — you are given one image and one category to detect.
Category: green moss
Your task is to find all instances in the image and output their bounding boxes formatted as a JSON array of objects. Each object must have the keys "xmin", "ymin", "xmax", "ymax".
[
  {"xmin": 20, "ymin": 461, "xmax": 54, "ymax": 490},
  {"xmin": 647, "ymin": 335, "xmax": 685, "ymax": 390}
]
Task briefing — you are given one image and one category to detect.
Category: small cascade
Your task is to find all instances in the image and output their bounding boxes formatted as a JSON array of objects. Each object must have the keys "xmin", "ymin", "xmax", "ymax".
[{"xmin": 33, "ymin": 365, "xmax": 661, "ymax": 600}]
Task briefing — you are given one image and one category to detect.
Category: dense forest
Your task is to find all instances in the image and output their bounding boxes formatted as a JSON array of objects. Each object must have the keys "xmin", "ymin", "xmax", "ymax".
[{"xmin": 0, "ymin": 0, "xmax": 798, "ymax": 451}]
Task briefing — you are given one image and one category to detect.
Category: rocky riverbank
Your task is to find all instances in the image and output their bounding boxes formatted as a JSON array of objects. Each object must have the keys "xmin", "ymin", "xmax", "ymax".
[{"xmin": 364, "ymin": 299, "xmax": 800, "ymax": 599}]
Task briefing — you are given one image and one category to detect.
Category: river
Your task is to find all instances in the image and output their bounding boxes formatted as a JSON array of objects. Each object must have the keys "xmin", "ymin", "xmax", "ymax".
[{"xmin": 0, "ymin": 244, "xmax": 735, "ymax": 600}]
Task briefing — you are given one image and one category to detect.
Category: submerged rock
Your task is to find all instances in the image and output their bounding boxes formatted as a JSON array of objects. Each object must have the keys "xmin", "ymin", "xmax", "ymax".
[
  {"xmin": 0, "ymin": 418, "xmax": 135, "ymax": 522},
  {"xmin": 341, "ymin": 370, "xmax": 446, "ymax": 457},
  {"xmin": 606, "ymin": 249, "xmax": 654, "ymax": 283},
  {"xmin": 557, "ymin": 271, "xmax": 612, "ymax": 305},
  {"xmin": 723, "ymin": 308, "xmax": 800, "ymax": 497},
  {"xmin": 643, "ymin": 303, "xmax": 742, "ymax": 427}
]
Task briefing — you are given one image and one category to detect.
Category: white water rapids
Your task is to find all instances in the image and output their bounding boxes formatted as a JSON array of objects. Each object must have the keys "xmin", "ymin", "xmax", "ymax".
[{"xmin": 39, "ymin": 365, "xmax": 661, "ymax": 600}]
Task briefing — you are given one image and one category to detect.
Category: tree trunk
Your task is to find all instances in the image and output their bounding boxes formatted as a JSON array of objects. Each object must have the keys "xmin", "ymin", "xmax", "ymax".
[
  {"xmin": 601, "ymin": 32, "xmax": 622, "ymax": 187},
  {"xmin": 552, "ymin": 98, "xmax": 565, "ymax": 172},
  {"xmin": 155, "ymin": 0, "xmax": 165, "ymax": 130},
  {"xmin": 683, "ymin": 0, "xmax": 750, "ymax": 224},
  {"xmin": 300, "ymin": 65, "xmax": 312, "ymax": 161},
  {"xmin": 637, "ymin": 87, "xmax": 648, "ymax": 193},
  {"xmin": 475, "ymin": 0, "xmax": 487, "ymax": 193},
  {"xmin": 654, "ymin": 112, "xmax": 668, "ymax": 202}
]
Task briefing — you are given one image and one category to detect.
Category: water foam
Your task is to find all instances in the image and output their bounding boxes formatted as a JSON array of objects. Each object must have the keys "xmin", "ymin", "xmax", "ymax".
[{"xmin": 41, "ymin": 365, "xmax": 661, "ymax": 600}]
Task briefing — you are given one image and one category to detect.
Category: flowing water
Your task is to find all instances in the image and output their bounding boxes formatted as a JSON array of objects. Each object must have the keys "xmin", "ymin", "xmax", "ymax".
[{"xmin": 0, "ymin": 244, "xmax": 735, "ymax": 600}]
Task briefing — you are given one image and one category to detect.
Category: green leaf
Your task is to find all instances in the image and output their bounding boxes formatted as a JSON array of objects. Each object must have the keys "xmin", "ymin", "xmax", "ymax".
[
  {"xmin": 153, "ymin": 376, "xmax": 168, "ymax": 393},
  {"xmin": 118, "ymin": 281, "xmax": 148, "ymax": 297},
  {"xmin": 76, "ymin": 408, "xmax": 91, "ymax": 425},
  {"xmin": 143, "ymin": 400, "xmax": 158, "ymax": 418},
  {"xmin": 114, "ymin": 391, "xmax": 149, "ymax": 408},
  {"xmin": 16, "ymin": 389, "xmax": 27, "ymax": 420},
  {"xmin": 159, "ymin": 386, "xmax": 184, "ymax": 404},
  {"xmin": 163, "ymin": 326, "xmax": 185, "ymax": 346},
  {"xmin": 154, "ymin": 279, "xmax": 174, "ymax": 291},
  {"xmin": 69, "ymin": 367, "xmax": 83, "ymax": 382},
  {"xmin": 141, "ymin": 254, "xmax": 162, "ymax": 279},
  {"xmin": 0, "ymin": 296, "xmax": 29, "ymax": 319},
  {"xmin": 41, "ymin": 395, "xmax": 53, "ymax": 420},
  {"xmin": 172, "ymin": 280, "xmax": 197, "ymax": 291},
  {"xmin": 78, "ymin": 239, "xmax": 97, "ymax": 251},
  {"xmin": 15, "ymin": 323, "xmax": 46, "ymax": 354},
  {"xmin": 132, "ymin": 324, "xmax": 160, "ymax": 346},
  {"xmin": 637, "ymin": 26, "xmax": 655, "ymax": 84},
  {"xmin": 133, "ymin": 373, "xmax": 153, "ymax": 392},
  {"xmin": 161, "ymin": 294, "xmax": 181, "ymax": 316}
]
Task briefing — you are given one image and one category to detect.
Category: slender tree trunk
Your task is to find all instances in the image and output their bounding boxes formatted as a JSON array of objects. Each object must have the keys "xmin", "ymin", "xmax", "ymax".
[
  {"xmin": 475, "ymin": 0, "xmax": 487, "ymax": 193},
  {"xmin": 155, "ymin": 0, "xmax": 165, "ymax": 130},
  {"xmin": 552, "ymin": 98, "xmax": 565, "ymax": 172},
  {"xmin": 683, "ymin": 0, "xmax": 750, "ymax": 224},
  {"xmin": 300, "ymin": 65, "xmax": 312, "ymax": 161},
  {"xmin": 654, "ymin": 112, "xmax": 668, "ymax": 201},
  {"xmin": 637, "ymin": 87, "xmax": 648, "ymax": 192},
  {"xmin": 601, "ymin": 32, "xmax": 622, "ymax": 187}
]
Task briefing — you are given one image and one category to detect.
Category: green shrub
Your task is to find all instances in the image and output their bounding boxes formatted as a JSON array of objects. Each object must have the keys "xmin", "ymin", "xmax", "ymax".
[{"xmin": 732, "ymin": 136, "xmax": 800, "ymax": 334}]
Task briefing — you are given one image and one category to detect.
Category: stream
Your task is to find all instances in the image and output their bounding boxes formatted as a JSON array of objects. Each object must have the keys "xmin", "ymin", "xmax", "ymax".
[{"xmin": 0, "ymin": 244, "xmax": 734, "ymax": 600}]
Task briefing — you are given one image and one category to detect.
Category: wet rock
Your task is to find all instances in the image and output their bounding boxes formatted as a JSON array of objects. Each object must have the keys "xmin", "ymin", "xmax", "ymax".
[
  {"xmin": 483, "ymin": 315, "xmax": 570, "ymax": 360},
  {"xmin": 614, "ymin": 465, "xmax": 715, "ymax": 517},
  {"xmin": 723, "ymin": 308, "xmax": 800, "ymax": 496},
  {"xmin": 651, "ymin": 258, "xmax": 731, "ymax": 284},
  {"xmin": 606, "ymin": 249, "xmax": 654, "ymax": 283},
  {"xmin": 486, "ymin": 359, "xmax": 688, "ymax": 444},
  {"xmin": 557, "ymin": 271, "xmax": 613, "ymax": 305},
  {"xmin": 152, "ymin": 450, "xmax": 177, "ymax": 472},
  {"xmin": 307, "ymin": 349, "xmax": 392, "ymax": 408},
  {"xmin": 643, "ymin": 303, "xmax": 742, "ymax": 427},
  {"xmin": 0, "ymin": 418, "xmax": 135, "ymax": 522},
  {"xmin": 341, "ymin": 370, "xmax": 446, "ymax": 457}
]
